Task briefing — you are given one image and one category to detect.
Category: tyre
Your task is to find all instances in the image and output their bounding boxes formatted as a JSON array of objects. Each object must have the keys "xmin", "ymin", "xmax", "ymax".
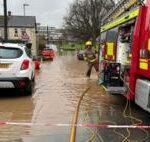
[
  {"xmin": 32, "ymin": 75, "xmax": 35, "ymax": 83},
  {"xmin": 25, "ymin": 81, "xmax": 32, "ymax": 95}
]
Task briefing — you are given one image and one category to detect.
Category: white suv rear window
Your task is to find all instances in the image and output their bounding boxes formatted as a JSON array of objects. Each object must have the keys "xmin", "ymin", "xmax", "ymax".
[{"xmin": 0, "ymin": 47, "xmax": 23, "ymax": 59}]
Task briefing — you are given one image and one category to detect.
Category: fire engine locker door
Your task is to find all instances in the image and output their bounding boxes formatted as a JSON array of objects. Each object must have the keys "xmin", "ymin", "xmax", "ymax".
[{"xmin": 138, "ymin": 2, "xmax": 150, "ymax": 78}]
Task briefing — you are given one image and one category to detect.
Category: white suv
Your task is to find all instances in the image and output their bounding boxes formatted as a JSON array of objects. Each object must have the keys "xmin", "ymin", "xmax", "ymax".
[{"xmin": 0, "ymin": 43, "xmax": 35, "ymax": 94}]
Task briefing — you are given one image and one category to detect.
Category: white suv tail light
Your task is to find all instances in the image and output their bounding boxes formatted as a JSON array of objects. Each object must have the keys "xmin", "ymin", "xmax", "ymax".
[{"xmin": 21, "ymin": 59, "xmax": 29, "ymax": 70}]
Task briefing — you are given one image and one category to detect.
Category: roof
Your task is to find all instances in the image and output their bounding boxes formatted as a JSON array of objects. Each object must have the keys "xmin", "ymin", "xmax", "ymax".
[
  {"xmin": 0, "ymin": 42, "xmax": 25, "ymax": 48},
  {"xmin": 0, "ymin": 16, "xmax": 36, "ymax": 28}
]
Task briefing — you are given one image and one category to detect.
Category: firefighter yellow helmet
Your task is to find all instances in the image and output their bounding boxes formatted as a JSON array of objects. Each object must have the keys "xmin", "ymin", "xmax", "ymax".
[{"xmin": 85, "ymin": 41, "xmax": 92, "ymax": 46}]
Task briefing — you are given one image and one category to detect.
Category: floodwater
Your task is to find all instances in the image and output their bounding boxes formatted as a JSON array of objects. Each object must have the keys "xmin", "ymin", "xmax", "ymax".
[{"xmin": 0, "ymin": 50, "xmax": 150, "ymax": 142}]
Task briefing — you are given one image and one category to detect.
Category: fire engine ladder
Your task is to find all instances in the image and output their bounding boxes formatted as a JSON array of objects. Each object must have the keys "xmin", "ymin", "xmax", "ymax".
[{"xmin": 102, "ymin": 0, "xmax": 143, "ymax": 24}]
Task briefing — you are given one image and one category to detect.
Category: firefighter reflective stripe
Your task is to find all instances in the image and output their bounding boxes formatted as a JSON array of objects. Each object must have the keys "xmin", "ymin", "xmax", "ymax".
[
  {"xmin": 139, "ymin": 59, "xmax": 148, "ymax": 70},
  {"xmin": 90, "ymin": 59, "xmax": 97, "ymax": 63},
  {"xmin": 84, "ymin": 50, "xmax": 97, "ymax": 63},
  {"xmin": 107, "ymin": 43, "xmax": 114, "ymax": 56},
  {"xmin": 88, "ymin": 54, "xmax": 96, "ymax": 63},
  {"xmin": 89, "ymin": 55, "xmax": 95, "ymax": 58},
  {"xmin": 101, "ymin": 8, "xmax": 139, "ymax": 32}
]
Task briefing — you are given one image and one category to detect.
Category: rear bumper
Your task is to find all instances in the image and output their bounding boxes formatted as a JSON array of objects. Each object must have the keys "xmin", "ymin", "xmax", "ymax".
[{"xmin": 0, "ymin": 77, "xmax": 31, "ymax": 89}]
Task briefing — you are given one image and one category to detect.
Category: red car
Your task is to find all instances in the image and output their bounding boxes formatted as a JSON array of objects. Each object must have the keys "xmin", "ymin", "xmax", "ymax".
[{"xmin": 42, "ymin": 48, "xmax": 55, "ymax": 60}]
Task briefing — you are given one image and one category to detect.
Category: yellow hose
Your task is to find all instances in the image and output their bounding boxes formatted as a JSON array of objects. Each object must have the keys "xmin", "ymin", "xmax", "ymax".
[
  {"xmin": 120, "ymin": 76, "xmax": 149, "ymax": 142},
  {"xmin": 69, "ymin": 75, "xmax": 149, "ymax": 142},
  {"xmin": 69, "ymin": 87, "xmax": 90, "ymax": 142}
]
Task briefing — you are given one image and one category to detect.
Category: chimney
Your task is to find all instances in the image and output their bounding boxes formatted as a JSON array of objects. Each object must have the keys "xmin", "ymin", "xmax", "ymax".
[{"xmin": 8, "ymin": 11, "xmax": 11, "ymax": 16}]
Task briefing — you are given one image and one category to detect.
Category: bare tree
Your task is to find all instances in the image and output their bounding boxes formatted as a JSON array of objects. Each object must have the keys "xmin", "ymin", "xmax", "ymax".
[{"xmin": 64, "ymin": 0, "xmax": 115, "ymax": 42}]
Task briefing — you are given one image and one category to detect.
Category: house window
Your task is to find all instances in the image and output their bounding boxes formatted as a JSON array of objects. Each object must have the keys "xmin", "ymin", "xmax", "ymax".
[
  {"xmin": 21, "ymin": 28, "xmax": 26, "ymax": 35},
  {"xmin": 14, "ymin": 28, "xmax": 18, "ymax": 37},
  {"xmin": 21, "ymin": 28, "xmax": 30, "ymax": 40}
]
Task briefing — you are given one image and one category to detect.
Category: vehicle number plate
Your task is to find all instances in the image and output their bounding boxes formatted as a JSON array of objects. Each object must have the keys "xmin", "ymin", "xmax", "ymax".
[{"xmin": 0, "ymin": 64, "xmax": 9, "ymax": 68}]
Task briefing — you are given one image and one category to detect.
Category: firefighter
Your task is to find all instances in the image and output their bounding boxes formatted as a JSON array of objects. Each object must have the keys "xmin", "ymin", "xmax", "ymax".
[{"xmin": 84, "ymin": 41, "xmax": 99, "ymax": 78}]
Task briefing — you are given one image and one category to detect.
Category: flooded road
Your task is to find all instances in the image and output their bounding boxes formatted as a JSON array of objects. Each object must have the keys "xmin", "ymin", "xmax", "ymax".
[{"xmin": 0, "ymin": 51, "xmax": 150, "ymax": 142}]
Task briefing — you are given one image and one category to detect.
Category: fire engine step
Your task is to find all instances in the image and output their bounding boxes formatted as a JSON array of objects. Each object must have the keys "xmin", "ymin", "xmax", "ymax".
[{"xmin": 107, "ymin": 87, "xmax": 127, "ymax": 94}]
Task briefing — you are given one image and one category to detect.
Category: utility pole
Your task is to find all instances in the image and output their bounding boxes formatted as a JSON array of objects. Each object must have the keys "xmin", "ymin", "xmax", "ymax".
[
  {"xmin": 3, "ymin": 0, "xmax": 8, "ymax": 41},
  {"xmin": 47, "ymin": 26, "xmax": 49, "ymax": 45}
]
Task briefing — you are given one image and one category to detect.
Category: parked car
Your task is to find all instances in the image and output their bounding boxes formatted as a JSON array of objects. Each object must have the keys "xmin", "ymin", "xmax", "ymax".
[
  {"xmin": 0, "ymin": 43, "xmax": 35, "ymax": 94},
  {"xmin": 77, "ymin": 50, "xmax": 85, "ymax": 60},
  {"xmin": 42, "ymin": 48, "xmax": 55, "ymax": 61},
  {"xmin": 33, "ymin": 56, "xmax": 41, "ymax": 70}
]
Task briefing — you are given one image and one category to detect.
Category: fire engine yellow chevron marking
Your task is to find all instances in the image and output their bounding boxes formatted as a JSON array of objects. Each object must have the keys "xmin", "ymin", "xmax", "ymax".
[
  {"xmin": 101, "ymin": 8, "xmax": 139, "ymax": 32},
  {"xmin": 148, "ymin": 39, "xmax": 150, "ymax": 50},
  {"xmin": 139, "ymin": 62, "xmax": 148, "ymax": 70}
]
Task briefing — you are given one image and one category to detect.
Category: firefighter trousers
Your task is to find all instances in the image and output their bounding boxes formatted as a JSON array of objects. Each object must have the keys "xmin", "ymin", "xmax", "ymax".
[{"xmin": 86, "ymin": 62, "xmax": 99, "ymax": 77}]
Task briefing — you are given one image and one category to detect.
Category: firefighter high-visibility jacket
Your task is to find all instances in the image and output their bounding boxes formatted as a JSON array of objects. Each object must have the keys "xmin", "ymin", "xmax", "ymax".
[{"xmin": 84, "ymin": 48, "xmax": 97, "ymax": 64}]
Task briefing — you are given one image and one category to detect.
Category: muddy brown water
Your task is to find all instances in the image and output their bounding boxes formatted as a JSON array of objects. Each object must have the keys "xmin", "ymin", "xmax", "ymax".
[{"xmin": 0, "ymin": 51, "xmax": 150, "ymax": 142}]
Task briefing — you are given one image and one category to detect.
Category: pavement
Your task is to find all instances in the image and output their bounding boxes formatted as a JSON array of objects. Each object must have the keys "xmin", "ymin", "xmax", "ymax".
[{"xmin": 0, "ymin": 50, "xmax": 150, "ymax": 142}]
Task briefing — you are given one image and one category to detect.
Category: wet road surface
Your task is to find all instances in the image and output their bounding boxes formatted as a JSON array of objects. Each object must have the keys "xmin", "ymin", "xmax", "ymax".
[{"xmin": 0, "ymin": 51, "xmax": 150, "ymax": 142}]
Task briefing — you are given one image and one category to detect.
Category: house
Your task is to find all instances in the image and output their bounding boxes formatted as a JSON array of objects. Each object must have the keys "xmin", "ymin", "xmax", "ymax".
[
  {"xmin": 36, "ymin": 26, "xmax": 62, "ymax": 43},
  {"xmin": 0, "ymin": 14, "xmax": 37, "ymax": 55}
]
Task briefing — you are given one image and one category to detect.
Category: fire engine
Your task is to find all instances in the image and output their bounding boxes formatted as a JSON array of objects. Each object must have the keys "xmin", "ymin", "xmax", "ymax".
[{"xmin": 99, "ymin": 0, "xmax": 150, "ymax": 112}]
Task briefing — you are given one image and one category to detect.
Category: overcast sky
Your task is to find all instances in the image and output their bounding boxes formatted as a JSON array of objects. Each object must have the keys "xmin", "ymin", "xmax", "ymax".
[{"xmin": 0, "ymin": 0, "xmax": 74, "ymax": 28}]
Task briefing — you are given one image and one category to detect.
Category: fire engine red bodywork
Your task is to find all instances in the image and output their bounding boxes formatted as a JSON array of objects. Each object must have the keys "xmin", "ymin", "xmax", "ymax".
[
  {"xmin": 99, "ymin": 1, "xmax": 150, "ymax": 103},
  {"xmin": 129, "ymin": 1, "xmax": 150, "ymax": 100}
]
